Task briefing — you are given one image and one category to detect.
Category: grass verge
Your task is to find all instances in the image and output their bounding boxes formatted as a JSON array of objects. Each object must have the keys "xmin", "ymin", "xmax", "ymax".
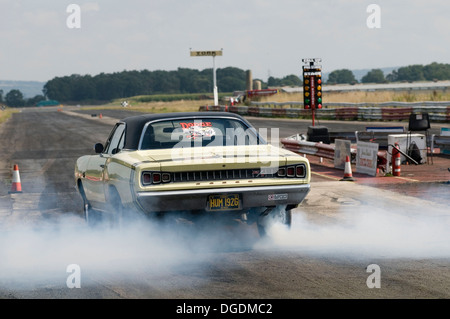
[
  {"xmin": 81, "ymin": 98, "xmax": 216, "ymax": 114},
  {"xmin": 0, "ymin": 108, "xmax": 19, "ymax": 125}
]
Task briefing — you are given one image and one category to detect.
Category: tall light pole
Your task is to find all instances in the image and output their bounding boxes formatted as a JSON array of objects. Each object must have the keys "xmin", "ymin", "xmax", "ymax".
[
  {"xmin": 212, "ymin": 53, "xmax": 218, "ymax": 105},
  {"xmin": 190, "ymin": 49, "xmax": 223, "ymax": 105}
]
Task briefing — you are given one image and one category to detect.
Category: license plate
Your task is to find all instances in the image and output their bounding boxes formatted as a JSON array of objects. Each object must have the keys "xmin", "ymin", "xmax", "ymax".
[{"xmin": 207, "ymin": 194, "xmax": 241, "ymax": 211}]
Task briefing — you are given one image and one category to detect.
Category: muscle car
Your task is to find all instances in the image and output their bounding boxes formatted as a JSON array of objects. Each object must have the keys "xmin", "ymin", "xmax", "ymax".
[{"xmin": 74, "ymin": 112, "xmax": 310, "ymax": 236}]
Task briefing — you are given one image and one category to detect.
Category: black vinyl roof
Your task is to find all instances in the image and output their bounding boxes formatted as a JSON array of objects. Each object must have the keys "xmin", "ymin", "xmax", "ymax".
[{"xmin": 120, "ymin": 112, "xmax": 251, "ymax": 150}]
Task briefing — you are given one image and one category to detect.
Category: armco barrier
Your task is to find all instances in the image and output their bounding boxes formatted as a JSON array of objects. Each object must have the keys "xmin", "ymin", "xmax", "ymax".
[
  {"xmin": 335, "ymin": 107, "xmax": 359, "ymax": 120},
  {"xmin": 381, "ymin": 107, "xmax": 413, "ymax": 120},
  {"xmin": 200, "ymin": 103, "xmax": 450, "ymax": 122},
  {"xmin": 280, "ymin": 136, "xmax": 389, "ymax": 170},
  {"xmin": 251, "ymin": 101, "xmax": 450, "ymax": 108},
  {"xmin": 280, "ymin": 137, "xmax": 336, "ymax": 159},
  {"xmin": 247, "ymin": 106, "xmax": 260, "ymax": 116},
  {"xmin": 271, "ymin": 108, "xmax": 287, "ymax": 117}
]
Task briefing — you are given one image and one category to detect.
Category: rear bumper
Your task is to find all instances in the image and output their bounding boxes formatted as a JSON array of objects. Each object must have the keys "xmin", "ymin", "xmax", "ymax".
[{"xmin": 136, "ymin": 184, "xmax": 310, "ymax": 213}]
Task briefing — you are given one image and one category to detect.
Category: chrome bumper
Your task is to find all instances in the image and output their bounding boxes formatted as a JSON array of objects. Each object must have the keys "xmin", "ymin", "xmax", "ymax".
[{"xmin": 136, "ymin": 184, "xmax": 310, "ymax": 213}]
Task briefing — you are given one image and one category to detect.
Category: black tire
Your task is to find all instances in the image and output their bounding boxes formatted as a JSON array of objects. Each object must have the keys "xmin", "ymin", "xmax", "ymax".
[
  {"xmin": 78, "ymin": 181, "xmax": 102, "ymax": 227},
  {"xmin": 83, "ymin": 201, "xmax": 90, "ymax": 223},
  {"xmin": 108, "ymin": 187, "xmax": 125, "ymax": 228},
  {"xmin": 257, "ymin": 207, "xmax": 292, "ymax": 237}
]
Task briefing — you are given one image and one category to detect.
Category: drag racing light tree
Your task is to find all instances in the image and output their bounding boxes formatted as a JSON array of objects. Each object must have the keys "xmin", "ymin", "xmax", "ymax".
[
  {"xmin": 302, "ymin": 77, "xmax": 322, "ymax": 109},
  {"xmin": 302, "ymin": 58, "xmax": 322, "ymax": 126},
  {"xmin": 315, "ymin": 74, "xmax": 322, "ymax": 109},
  {"xmin": 303, "ymin": 77, "xmax": 311, "ymax": 109}
]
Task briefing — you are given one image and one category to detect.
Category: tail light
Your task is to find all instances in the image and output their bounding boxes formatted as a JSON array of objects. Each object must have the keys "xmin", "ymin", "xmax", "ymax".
[
  {"xmin": 162, "ymin": 173, "xmax": 171, "ymax": 182},
  {"xmin": 152, "ymin": 173, "xmax": 161, "ymax": 184},
  {"xmin": 277, "ymin": 167, "xmax": 286, "ymax": 177},
  {"xmin": 142, "ymin": 172, "xmax": 152, "ymax": 185},
  {"xmin": 141, "ymin": 171, "xmax": 171, "ymax": 186},
  {"xmin": 277, "ymin": 164, "xmax": 306, "ymax": 178},
  {"xmin": 287, "ymin": 166, "xmax": 295, "ymax": 177},
  {"xmin": 296, "ymin": 165, "xmax": 305, "ymax": 177}
]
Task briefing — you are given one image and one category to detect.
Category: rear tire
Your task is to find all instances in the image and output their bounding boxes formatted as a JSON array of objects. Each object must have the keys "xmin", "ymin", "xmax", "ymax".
[
  {"xmin": 78, "ymin": 181, "xmax": 102, "ymax": 227},
  {"xmin": 109, "ymin": 187, "xmax": 125, "ymax": 228},
  {"xmin": 257, "ymin": 207, "xmax": 292, "ymax": 237}
]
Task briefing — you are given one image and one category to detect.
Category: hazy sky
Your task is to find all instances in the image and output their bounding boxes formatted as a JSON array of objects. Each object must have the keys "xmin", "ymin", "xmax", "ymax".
[{"xmin": 0, "ymin": 0, "xmax": 449, "ymax": 82}]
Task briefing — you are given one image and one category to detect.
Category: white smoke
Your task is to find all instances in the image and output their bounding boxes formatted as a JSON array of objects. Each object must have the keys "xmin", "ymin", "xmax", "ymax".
[
  {"xmin": 0, "ymin": 218, "xmax": 212, "ymax": 288},
  {"xmin": 1, "ymin": 183, "xmax": 448, "ymax": 293},
  {"xmin": 257, "ymin": 185, "xmax": 450, "ymax": 259},
  {"xmin": 0, "ymin": 213, "xmax": 250, "ymax": 289}
]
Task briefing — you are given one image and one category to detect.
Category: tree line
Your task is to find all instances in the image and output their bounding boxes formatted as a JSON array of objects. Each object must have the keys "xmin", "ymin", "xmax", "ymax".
[
  {"xmin": 0, "ymin": 89, "xmax": 45, "ymax": 107},
  {"xmin": 42, "ymin": 67, "xmax": 302, "ymax": 104},
  {"xmin": 1, "ymin": 62, "xmax": 449, "ymax": 107},
  {"xmin": 327, "ymin": 62, "xmax": 450, "ymax": 85}
]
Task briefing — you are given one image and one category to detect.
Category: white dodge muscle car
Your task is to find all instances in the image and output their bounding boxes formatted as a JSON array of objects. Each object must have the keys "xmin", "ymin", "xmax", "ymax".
[{"xmin": 74, "ymin": 112, "xmax": 310, "ymax": 236}]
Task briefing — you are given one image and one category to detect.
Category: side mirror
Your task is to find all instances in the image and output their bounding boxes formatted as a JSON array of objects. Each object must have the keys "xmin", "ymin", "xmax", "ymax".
[{"xmin": 94, "ymin": 143, "xmax": 104, "ymax": 153}]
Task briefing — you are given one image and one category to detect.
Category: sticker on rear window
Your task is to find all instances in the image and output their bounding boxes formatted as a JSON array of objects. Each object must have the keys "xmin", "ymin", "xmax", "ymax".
[
  {"xmin": 179, "ymin": 122, "xmax": 216, "ymax": 139},
  {"xmin": 180, "ymin": 122, "xmax": 212, "ymax": 129}
]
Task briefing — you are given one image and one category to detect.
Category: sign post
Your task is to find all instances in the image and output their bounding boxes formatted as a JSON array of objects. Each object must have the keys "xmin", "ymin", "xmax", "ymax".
[
  {"xmin": 334, "ymin": 139, "xmax": 352, "ymax": 170},
  {"xmin": 190, "ymin": 50, "xmax": 223, "ymax": 106},
  {"xmin": 302, "ymin": 58, "xmax": 322, "ymax": 126},
  {"xmin": 356, "ymin": 141, "xmax": 379, "ymax": 176}
]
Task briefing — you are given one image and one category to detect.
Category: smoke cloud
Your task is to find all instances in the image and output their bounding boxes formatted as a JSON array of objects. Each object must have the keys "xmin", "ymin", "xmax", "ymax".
[
  {"xmin": 1, "ymin": 183, "xmax": 448, "ymax": 293},
  {"xmin": 258, "ymin": 187, "xmax": 450, "ymax": 259},
  {"xmin": 0, "ymin": 208, "xmax": 263, "ymax": 293}
]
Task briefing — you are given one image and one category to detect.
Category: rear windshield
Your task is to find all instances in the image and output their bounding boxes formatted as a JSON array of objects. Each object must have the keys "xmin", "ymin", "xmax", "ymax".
[{"xmin": 139, "ymin": 118, "xmax": 265, "ymax": 150}]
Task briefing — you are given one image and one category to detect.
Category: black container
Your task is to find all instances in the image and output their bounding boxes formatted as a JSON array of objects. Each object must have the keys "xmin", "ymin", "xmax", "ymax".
[
  {"xmin": 307, "ymin": 125, "xmax": 330, "ymax": 144},
  {"xmin": 408, "ymin": 113, "xmax": 430, "ymax": 131}
]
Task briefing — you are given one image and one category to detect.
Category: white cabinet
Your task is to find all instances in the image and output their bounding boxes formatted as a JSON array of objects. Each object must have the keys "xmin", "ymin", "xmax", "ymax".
[{"xmin": 387, "ymin": 134, "xmax": 427, "ymax": 167}]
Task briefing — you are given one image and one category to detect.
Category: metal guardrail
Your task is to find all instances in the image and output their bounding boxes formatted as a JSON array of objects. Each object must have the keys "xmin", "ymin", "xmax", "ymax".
[
  {"xmin": 250, "ymin": 101, "xmax": 450, "ymax": 108},
  {"xmin": 199, "ymin": 103, "xmax": 450, "ymax": 122},
  {"xmin": 280, "ymin": 137, "xmax": 337, "ymax": 160},
  {"xmin": 281, "ymin": 81, "xmax": 450, "ymax": 93},
  {"xmin": 281, "ymin": 134, "xmax": 450, "ymax": 170}
]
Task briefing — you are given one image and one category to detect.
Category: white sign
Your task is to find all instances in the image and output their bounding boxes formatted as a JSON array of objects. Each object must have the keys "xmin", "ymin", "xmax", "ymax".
[
  {"xmin": 302, "ymin": 58, "xmax": 322, "ymax": 63},
  {"xmin": 190, "ymin": 50, "xmax": 223, "ymax": 57},
  {"xmin": 356, "ymin": 141, "xmax": 379, "ymax": 176},
  {"xmin": 334, "ymin": 139, "xmax": 351, "ymax": 169}
]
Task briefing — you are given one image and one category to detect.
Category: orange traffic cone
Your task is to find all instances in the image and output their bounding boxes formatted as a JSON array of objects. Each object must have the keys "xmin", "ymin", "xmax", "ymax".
[
  {"xmin": 340, "ymin": 156, "xmax": 356, "ymax": 181},
  {"xmin": 9, "ymin": 164, "xmax": 23, "ymax": 193}
]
